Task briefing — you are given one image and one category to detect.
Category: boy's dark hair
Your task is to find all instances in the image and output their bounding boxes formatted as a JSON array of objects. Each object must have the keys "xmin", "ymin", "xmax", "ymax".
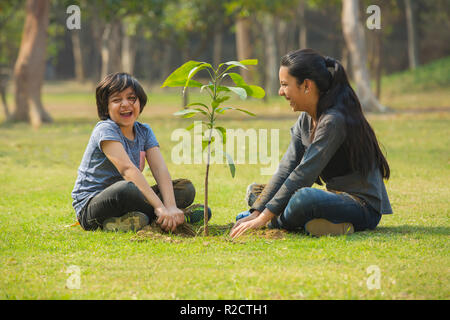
[{"xmin": 95, "ymin": 72, "xmax": 147, "ymax": 120}]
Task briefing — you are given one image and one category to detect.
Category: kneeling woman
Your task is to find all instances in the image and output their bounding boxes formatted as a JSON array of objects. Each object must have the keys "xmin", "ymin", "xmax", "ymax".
[{"xmin": 231, "ymin": 49, "xmax": 392, "ymax": 239}]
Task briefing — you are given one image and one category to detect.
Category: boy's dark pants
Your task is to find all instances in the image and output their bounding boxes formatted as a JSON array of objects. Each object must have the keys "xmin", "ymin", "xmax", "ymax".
[{"xmin": 78, "ymin": 179, "xmax": 195, "ymax": 231}]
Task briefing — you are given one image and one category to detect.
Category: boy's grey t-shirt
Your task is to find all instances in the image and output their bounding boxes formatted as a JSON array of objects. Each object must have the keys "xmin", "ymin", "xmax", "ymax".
[{"xmin": 71, "ymin": 119, "xmax": 159, "ymax": 218}]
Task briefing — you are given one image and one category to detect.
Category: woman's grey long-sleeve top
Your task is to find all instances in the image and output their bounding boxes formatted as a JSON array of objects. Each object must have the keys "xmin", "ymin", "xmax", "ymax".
[{"xmin": 251, "ymin": 108, "xmax": 392, "ymax": 216}]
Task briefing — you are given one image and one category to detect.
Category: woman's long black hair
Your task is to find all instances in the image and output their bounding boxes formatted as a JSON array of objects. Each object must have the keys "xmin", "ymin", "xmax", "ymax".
[{"xmin": 281, "ymin": 48, "xmax": 390, "ymax": 179}]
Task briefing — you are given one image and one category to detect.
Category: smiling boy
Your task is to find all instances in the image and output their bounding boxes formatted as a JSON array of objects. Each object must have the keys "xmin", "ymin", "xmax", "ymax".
[{"xmin": 71, "ymin": 73, "xmax": 198, "ymax": 232}]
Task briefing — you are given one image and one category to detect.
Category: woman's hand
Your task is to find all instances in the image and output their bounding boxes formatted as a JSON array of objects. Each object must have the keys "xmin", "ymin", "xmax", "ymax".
[
  {"xmin": 230, "ymin": 209, "xmax": 276, "ymax": 240},
  {"xmin": 155, "ymin": 206, "xmax": 184, "ymax": 232},
  {"xmin": 231, "ymin": 210, "xmax": 261, "ymax": 232}
]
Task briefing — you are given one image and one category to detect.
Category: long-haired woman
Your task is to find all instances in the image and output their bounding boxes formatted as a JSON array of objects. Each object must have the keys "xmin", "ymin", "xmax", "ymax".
[{"xmin": 231, "ymin": 49, "xmax": 392, "ymax": 239}]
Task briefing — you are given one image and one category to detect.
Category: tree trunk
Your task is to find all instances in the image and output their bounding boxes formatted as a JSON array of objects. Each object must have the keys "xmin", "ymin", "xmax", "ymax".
[
  {"xmin": 213, "ymin": 23, "xmax": 223, "ymax": 69},
  {"xmin": 374, "ymin": 31, "xmax": 383, "ymax": 99},
  {"xmin": 90, "ymin": 16, "xmax": 104, "ymax": 82},
  {"xmin": 110, "ymin": 22, "xmax": 122, "ymax": 72},
  {"xmin": 101, "ymin": 21, "xmax": 122, "ymax": 79},
  {"xmin": 262, "ymin": 13, "xmax": 278, "ymax": 97},
  {"xmin": 341, "ymin": 45, "xmax": 350, "ymax": 75},
  {"xmin": 11, "ymin": 0, "xmax": 52, "ymax": 127},
  {"xmin": 71, "ymin": 29, "xmax": 85, "ymax": 81},
  {"xmin": 0, "ymin": 85, "xmax": 10, "ymax": 120},
  {"xmin": 341, "ymin": 0, "xmax": 386, "ymax": 112},
  {"xmin": 276, "ymin": 17, "xmax": 288, "ymax": 56},
  {"xmin": 0, "ymin": 66, "xmax": 10, "ymax": 120},
  {"xmin": 121, "ymin": 23, "xmax": 136, "ymax": 74},
  {"xmin": 298, "ymin": 0, "xmax": 307, "ymax": 49},
  {"xmin": 235, "ymin": 16, "xmax": 253, "ymax": 83},
  {"xmin": 100, "ymin": 23, "xmax": 111, "ymax": 79},
  {"xmin": 404, "ymin": 0, "xmax": 419, "ymax": 69},
  {"xmin": 161, "ymin": 41, "xmax": 173, "ymax": 81}
]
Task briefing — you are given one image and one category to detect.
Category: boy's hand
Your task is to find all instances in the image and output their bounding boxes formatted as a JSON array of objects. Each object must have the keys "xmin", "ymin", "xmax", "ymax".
[
  {"xmin": 155, "ymin": 206, "xmax": 184, "ymax": 232},
  {"xmin": 166, "ymin": 206, "xmax": 185, "ymax": 225}
]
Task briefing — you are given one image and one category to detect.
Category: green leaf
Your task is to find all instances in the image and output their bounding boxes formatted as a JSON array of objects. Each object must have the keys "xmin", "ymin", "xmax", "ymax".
[
  {"xmin": 215, "ymin": 107, "xmax": 255, "ymax": 116},
  {"xmin": 212, "ymin": 85, "xmax": 231, "ymax": 93},
  {"xmin": 219, "ymin": 61, "xmax": 249, "ymax": 74},
  {"xmin": 202, "ymin": 140, "xmax": 209, "ymax": 151},
  {"xmin": 215, "ymin": 126, "xmax": 226, "ymax": 144},
  {"xmin": 183, "ymin": 63, "xmax": 213, "ymax": 94},
  {"xmin": 247, "ymin": 85, "xmax": 266, "ymax": 99},
  {"xmin": 173, "ymin": 108, "xmax": 202, "ymax": 118},
  {"xmin": 224, "ymin": 152, "xmax": 236, "ymax": 178},
  {"xmin": 161, "ymin": 61, "xmax": 203, "ymax": 88},
  {"xmin": 219, "ymin": 60, "xmax": 248, "ymax": 70},
  {"xmin": 219, "ymin": 59, "xmax": 258, "ymax": 74},
  {"xmin": 225, "ymin": 86, "xmax": 247, "ymax": 100},
  {"xmin": 215, "ymin": 107, "xmax": 232, "ymax": 114},
  {"xmin": 193, "ymin": 108, "xmax": 208, "ymax": 115},
  {"xmin": 162, "ymin": 79, "xmax": 203, "ymax": 88},
  {"xmin": 211, "ymin": 96, "xmax": 230, "ymax": 110},
  {"xmin": 200, "ymin": 84, "xmax": 213, "ymax": 95},
  {"xmin": 216, "ymin": 96, "xmax": 230, "ymax": 104},
  {"xmin": 225, "ymin": 72, "xmax": 247, "ymax": 86},
  {"xmin": 183, "ymin": 113, "xmax": 200, "ymax": 119},
  {"xmin": 186, "ymin": 102, "xmax": 210, "ymax": 111},
  {"xmin": 239, "ymin": 59, "xmax": 258, "ymax": 66},
  {"xmin": 234, "ymin": 108, "xmax": 256, "ymax": 116},
  {"xmin": 202, "ymin": 136, "xmax": 215, "ymax": 151},
  {"xmin": 186, "ymin": 123, "xmax": 195, "ymax": 131},
  {"xmin": 225, "ymin": 73, "xmax": 265, "ymax": 99}
]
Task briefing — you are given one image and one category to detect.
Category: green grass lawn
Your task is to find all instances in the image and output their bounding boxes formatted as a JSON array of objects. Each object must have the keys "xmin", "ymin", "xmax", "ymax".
[
  {"xmin": 0, "ymin": 60, "xmax": 449, "ymax": 299},
  {"xmin": 379, "ymin": 56, "xmax": 450, "ymax": 111},
  {"xmin": 0, "ymin": 111, "xmax": 448, "ymax": 299}
]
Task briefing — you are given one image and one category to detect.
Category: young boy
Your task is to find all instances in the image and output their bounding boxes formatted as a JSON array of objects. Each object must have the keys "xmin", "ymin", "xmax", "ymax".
[{"xmin": 72, "ymin": 73, "xmax": 198, "ymax": 232}]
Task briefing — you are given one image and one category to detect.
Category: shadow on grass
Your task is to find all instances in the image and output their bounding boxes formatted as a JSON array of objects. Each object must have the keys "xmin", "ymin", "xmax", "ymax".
[
  {"xmin": 267, "ymin": 224, "xmax": 450, "ymax": 241},
  {"xmin": 129, "ymin": 222, "xmax": 450, "ymax": 244}
]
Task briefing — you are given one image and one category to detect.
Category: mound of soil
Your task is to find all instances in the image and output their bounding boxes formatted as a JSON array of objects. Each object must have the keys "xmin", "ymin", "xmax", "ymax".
[
  {"xmin": 130, "ymin": 221, "xmax": 287, "ymax": 243},
  {"xmin": 130, "ymin": 230, "xmax": 182, "ymax": 243},
  {"xmin": 130, "ymin": 221, "xmax": 196, "ymax": 243},
  {"xmin": 251, "ymin": 228, "xmax": 287, "ymax": 239}
]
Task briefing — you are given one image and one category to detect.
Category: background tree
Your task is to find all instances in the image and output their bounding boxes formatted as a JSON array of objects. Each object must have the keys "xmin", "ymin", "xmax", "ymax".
[
  {"xmin": 297, "ymin": 0, "xmax": 308, "ymax": 49},
  {"xmin": 11, "ymin": 0, "xmax": 52, "ymax": 127},
  {"xmin": 226, "ymin": 0, "xmax": 299, "ymax": 96},
  {"xmin": 0, "ymin": 0, "xmax": 25, "ymax": 120},
  {"xmin": 1, "ymin": 0, "xmax": 449, "ymax": 127},
  {"xmin": 341, "ymin": 0, "xmax": 387, "ymax": 112},
  {"xmin": 158, "ymin": 0, "xmax": 231, "ymax": 106},
  {"xmin": 404, "ymin": 0, "xmax": 419, "ymax": 69}
]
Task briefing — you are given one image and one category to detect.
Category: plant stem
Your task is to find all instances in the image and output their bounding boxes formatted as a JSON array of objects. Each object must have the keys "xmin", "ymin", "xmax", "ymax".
[
  {"xmin": 203, "ymin": 69, "xmax": 219, "ymax": 236},
  {"xmin": 204, "ymin": 124, "xmax": 213, "ymax": 236}
]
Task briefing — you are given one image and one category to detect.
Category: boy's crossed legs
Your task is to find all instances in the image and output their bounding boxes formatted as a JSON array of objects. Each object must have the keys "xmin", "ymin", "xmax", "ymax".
[{"xmin": 79, "ymin": 178, "xmax": 195, "ymax": 231}]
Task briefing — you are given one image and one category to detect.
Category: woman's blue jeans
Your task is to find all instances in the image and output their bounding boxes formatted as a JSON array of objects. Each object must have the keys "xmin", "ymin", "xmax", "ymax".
[{"xmin": 269, "ymin": 187, "xmax": 381, "ymax": 232}]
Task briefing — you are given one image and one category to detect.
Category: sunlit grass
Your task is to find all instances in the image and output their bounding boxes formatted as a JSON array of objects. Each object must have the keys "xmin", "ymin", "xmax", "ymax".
[
  {"xmin": 0, "ymin": 58, "xmax": 449, "ymax": 299},
  {"xmin": 0, "ymin": 107, "xmax": 449, "ymax": 299}
]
